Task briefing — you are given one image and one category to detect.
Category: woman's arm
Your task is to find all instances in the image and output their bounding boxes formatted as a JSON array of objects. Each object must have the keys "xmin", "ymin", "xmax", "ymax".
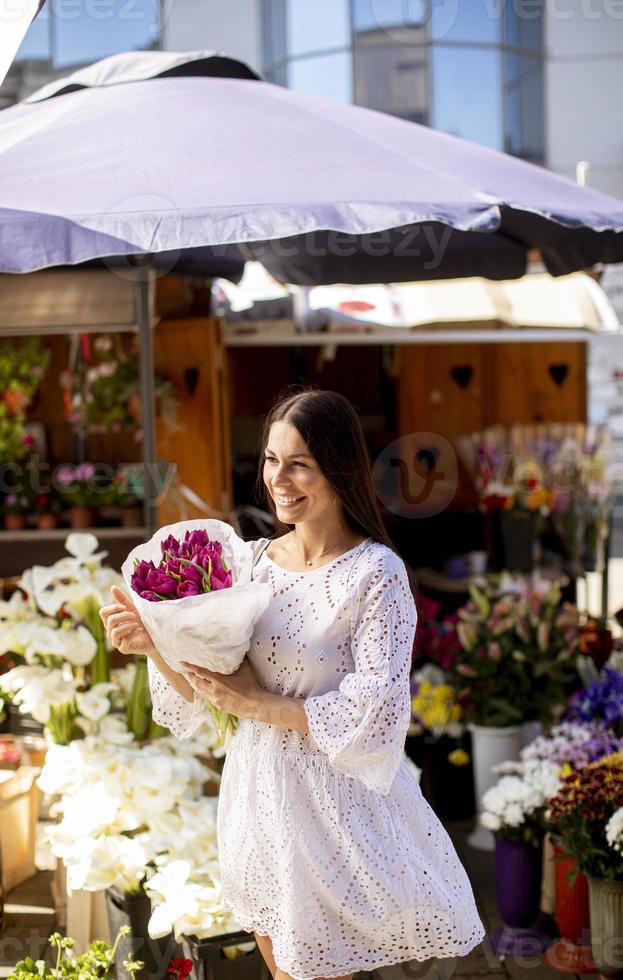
[
  {"xmin": 148, "ymin": 646, "xmax": 195, "ymax": 702},
  {"xmin": 250, "ymin": 691, "xmax": 310, "ymax": 733},
  {"xmin": 179, "ymin": 657, "xmax": 310, "ymax": 731}
]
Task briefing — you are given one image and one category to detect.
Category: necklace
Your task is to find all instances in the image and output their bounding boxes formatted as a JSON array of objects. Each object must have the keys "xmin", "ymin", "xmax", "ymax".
[{"xmin": 293, "ymin": 530, "xmax": 350, "ymax": 567}]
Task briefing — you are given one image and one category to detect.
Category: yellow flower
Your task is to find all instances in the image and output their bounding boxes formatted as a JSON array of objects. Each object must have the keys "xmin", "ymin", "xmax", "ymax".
[{"xmin": 448, "ymin": 748, "xmax": 470, "ymax": 767}]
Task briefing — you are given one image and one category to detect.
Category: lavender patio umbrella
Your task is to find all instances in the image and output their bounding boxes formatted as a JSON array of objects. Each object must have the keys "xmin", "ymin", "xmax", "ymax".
[{"xmin": 0, "ymin": 50, "xmax": 622, "ymax": 284}]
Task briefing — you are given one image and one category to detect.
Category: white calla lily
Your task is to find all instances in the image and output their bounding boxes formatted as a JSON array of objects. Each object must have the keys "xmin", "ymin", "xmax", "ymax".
[{"xmin": 61, "ymin": 625, "xmax": 98, "ymax": 666}]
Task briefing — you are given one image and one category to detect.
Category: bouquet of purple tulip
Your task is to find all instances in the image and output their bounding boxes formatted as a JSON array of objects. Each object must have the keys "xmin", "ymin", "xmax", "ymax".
[
  {"xmin": 121, "ymin": 520, "xmax": 271, "ymax": 743},
  {"xmin": 131, "ymin": 529, "xmax": 233, "ymax": 601}
]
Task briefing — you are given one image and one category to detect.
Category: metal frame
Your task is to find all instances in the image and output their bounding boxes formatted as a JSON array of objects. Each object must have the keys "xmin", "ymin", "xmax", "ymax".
[{"xmin": 223, "ymin": 327, "xmax": 601, "ymax": 347}]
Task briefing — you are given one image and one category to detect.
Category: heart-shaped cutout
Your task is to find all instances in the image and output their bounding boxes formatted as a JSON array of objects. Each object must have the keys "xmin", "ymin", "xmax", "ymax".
[
  {"xmin": 450, "ymin": 365, "xmax": 474, "ymax": 389},
  {"xmin": 549, "ymin": 363, "xmax": 569, "ymax": 386}
]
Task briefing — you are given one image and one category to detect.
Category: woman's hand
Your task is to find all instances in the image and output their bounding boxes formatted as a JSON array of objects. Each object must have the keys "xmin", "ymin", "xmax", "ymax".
[
  {"xmin": 179, "ymin": 656, "xmax": 265, "ymax": 719},
  {"xmin": 99, "ymin": 585, "xmax": 156, "ymax": 657}
]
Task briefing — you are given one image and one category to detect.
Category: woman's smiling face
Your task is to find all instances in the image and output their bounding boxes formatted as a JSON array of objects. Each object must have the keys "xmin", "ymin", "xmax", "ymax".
[{"xmin": 263, "ymin": 420, "xmax": 337, "ymax": 522}]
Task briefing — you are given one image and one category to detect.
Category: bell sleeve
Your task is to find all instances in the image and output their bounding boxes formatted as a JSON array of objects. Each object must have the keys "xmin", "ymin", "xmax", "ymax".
[
  {"xmin": 302, "ymin": 545, "xmax": 418, "ymax": 795},
  {"xmin": 146, "ymin": 654, "xmax": 208, "ymax": 740}
]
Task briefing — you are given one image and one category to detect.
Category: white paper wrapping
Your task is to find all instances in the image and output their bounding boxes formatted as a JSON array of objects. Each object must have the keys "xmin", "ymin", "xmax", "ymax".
[{"xmin": 121, "ymin": 519, "xmax": 271, "ymax": 675}]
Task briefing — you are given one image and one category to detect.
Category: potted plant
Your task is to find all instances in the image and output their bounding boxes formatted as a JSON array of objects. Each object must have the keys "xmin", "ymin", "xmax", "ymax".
[
  {"xmin": 1, "ymin": 491, "xmax": 32, "ymax": 531},
  {"xmin": 447, "ymin": 576, "xmax": 580, "ymax": 849},
  {"xmin": 0, "ymin": 338, "xmax": 50, "ymax": 471},
  {"xmin": 522, "ymin": 721, "xmax": 623, "ymax": 974},
  {"xmin": 56, "ymin": 463, "xmax": 103, "ymax": 528},
  {"xmin": 32, "ymin": 490, "xmax": 63, "ymax": 530},
  {"xmin": 547, "ymin": 751, "xmax": 623, "ymax": 979},
  {"xmin": 7, "ymin": 926, "xmax": 143, "ymax": 979},
  {"xmin": 60, "ymin": 334, "xmax": 179, "ymax": 445},
  {"xmin": 480, "ymin": 758, "xmax": 560, "ymax": 955},
  {"xmin": 144, "ymin": 860, "xmax": 266, "ymax": 980},
  {"xmin": 409, "ymin": 663, "xmax": 474, "ymax": 821}
]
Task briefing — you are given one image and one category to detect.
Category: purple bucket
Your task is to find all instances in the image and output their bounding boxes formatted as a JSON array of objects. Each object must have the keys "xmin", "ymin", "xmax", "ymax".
[{"xmin": 495, "ymin": 834, "xmax": 543, "ymax": 928}]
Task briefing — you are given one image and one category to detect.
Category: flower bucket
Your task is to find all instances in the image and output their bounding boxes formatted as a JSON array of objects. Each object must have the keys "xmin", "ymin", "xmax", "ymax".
[
  {"xmin": 5, "ymin": 703, "xmax": 44, "ymax": 738},
  {"xmin": 489, "ymin": 834, "xmax": 551, "ymax": 956},
  {"xmin": 418, "ymin": 733, "xmax": 475, "ymax": 821},
  {"xmin": 587, "ymin": 875, "xmax": 623, "ymax": 979},
  {"xmin": 181, "ymin": 932, "xmax": 270, "ymax": 980},
  {"xmin": 543, "ymin": 843, "xmax": 597, "ymax": 974},
  {"xmin": 467, "ymin": 723, "xmax": 522, "ymax": 850},
  {"xmin": 105, "ymin": 885, "xmax": 182, "ymax": 980}
]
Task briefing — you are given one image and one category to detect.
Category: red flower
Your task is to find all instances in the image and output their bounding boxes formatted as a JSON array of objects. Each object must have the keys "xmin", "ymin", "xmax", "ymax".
[{"xmin": 167, "ymin": 958, "xmax": 193, "ymax": 979}]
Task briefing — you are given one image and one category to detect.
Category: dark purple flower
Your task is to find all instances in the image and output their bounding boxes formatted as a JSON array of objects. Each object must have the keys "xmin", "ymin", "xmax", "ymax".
[
  {"xmin": 161, "ymin": 535, "xmax": 180, "ymax": 558},
  {"xmin": 566, "ymin": 666, "xmax": 623, "ymax": 729},
  {"xmin": 177, "ymin": 580, "xmax": 202, "ymax": 597}
]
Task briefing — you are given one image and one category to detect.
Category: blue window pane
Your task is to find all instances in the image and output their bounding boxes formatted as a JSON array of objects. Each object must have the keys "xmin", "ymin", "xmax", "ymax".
[
  {"xmin": 288, "ymin": 51, "xmax": 353, "ymax": 103},
  {"xmin": 287, "ymin": 0, "xmax": 350, "ymax": 57},
  {"xmin": 432, "ymin": 46, "xmax": 502, "ymax": 150},
  {"xmin": 263, "ymin": 0, "xmax": 286, "ymax": 70},
  {"xmin": 504, "ymin": 52, "xmax": 544, "ymax": 162},
  {"xmin": 15, "ymin": 10, "xmax": 50, "ymax": 61},
  {"xmin": 353, "ymin": 0, "xmax": 428, "ymax": 35},
  {"xmin": 504, "ymin": 0, "xmax": 543, "ymax": 51},
  {"xmin": 53, "ymin": 0, "xmax": 160, "ymax": 70},
  {"xmin": 354, "ymin": 44, "xmax": 428, "ymax": 122},
  {"xmin": 431, "ymin": 0, "xmax": 500, "ymax": 43}
]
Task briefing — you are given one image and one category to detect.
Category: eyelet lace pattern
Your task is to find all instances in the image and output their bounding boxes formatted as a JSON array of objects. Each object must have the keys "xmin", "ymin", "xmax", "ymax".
[{"xmin": 147, "ymin": 538, "xmax": 485, "ymax": 980}]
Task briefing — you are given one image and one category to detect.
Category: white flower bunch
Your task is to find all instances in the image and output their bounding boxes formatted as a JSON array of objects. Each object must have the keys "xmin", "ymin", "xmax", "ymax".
[
  {"xmin": 19, "ymin": 533, "xmax": 124, "ymax": 621},
  {"xmin": 481, "ymin": 759, "xmax": 561, "ymax": 834},
  {"xmin": 606, "ymin": 807, "xmax": 623, "ymax": 854},
  {"xmin": 0, "ymin": 664, "xmax": 79, "ymax": 723},
  {"xmin": 145, "ymin": 860, "xmax": 248, "ymax": 944}
]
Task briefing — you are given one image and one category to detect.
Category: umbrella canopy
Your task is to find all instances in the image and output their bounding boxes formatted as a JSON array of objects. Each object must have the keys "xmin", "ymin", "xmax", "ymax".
[{"xmin": 0, "ymin": 50, "xmax": 622, "ymax": 283}]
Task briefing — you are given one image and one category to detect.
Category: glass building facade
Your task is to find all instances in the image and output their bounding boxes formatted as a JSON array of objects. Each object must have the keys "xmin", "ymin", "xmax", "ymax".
[
  {"xmin": 262, "ymin": 0, "xmax": 545, "ymax": 163},
  {"xmin": 3, "ymin": 0, "xmax": 160, "ymax": 106}
]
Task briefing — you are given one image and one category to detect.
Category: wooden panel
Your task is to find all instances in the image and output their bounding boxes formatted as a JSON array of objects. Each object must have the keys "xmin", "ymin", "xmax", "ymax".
[
  {"xmin": 154, "ymin": 317, "xmax": 232, "ymax": 517},
  {"xmin": 227, "ymin": 346, "xmax": 292, "ymax": 416},
  {"xmin": 397, "ymin": 343, "xmax": 489, "ymax": 438},
  {"xmin": 0, "ymin": 270, "xmax": 134, "ymax": 329},
  {"xmin": 488, "ymin": 342, "xmax": 587, "ymax": 425}
]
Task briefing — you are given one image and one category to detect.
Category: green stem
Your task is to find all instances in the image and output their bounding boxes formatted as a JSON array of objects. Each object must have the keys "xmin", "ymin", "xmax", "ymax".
[
  {"xmin": 127, "ymin": 655, "xmax": 151, "ymax": 741},
  {"xmin": 85, "ymin": 600, "xmax": 110, "ymax": 685}
]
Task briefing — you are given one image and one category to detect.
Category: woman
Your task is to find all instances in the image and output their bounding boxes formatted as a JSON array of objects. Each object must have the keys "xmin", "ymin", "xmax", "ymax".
[{"xmin": 100, "ymin": 388, "xmax": 485, "ymax": 980}]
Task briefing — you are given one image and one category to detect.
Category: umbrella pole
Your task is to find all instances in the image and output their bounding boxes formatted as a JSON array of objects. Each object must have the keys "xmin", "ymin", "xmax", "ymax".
[{"xmin": 134, "ymin": 271, "xmax": 157, "ymax": 536}]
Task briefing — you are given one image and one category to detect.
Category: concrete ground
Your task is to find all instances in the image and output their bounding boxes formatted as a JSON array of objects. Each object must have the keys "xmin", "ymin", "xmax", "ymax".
[{"xmin": 0, "ymin": 820, "xmax": 600, "ymax": 980}]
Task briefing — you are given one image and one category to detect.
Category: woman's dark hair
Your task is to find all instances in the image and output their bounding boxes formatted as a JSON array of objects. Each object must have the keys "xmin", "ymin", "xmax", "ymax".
[{"xmin": 253, "ymin": 385, "xmax": 395, "ymax": 550}]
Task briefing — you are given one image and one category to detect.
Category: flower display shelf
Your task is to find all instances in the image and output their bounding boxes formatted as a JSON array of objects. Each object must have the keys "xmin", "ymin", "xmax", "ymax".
[
  {"xmin": 0, "ymin": 764, "xmax": 40, "ymax": 891},
  {"xmin": 181, "ymin": 931, "xmax": 270, "ymax": 980},
  {"xmin": 0, "ymin": 526, "xmax": 148, "ymax": 542}
]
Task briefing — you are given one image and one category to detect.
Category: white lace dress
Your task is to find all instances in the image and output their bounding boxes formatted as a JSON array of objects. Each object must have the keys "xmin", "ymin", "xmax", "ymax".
[{"xmin": 147, "ymin": 537, "xmax": 485, "ymax": 980}]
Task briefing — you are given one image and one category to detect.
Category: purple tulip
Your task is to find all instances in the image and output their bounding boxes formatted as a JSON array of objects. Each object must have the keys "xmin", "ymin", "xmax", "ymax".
[
  {"xmin": 161, "ymin": 535, "xmax": 180, "ymax": 557},
  {"xmin": 177, "ymin": 580, "xmax": 202, "ymax": 597},
  {"xmin": 144, "ymin": 569, "xmax": 177, "ymax": 595}
]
